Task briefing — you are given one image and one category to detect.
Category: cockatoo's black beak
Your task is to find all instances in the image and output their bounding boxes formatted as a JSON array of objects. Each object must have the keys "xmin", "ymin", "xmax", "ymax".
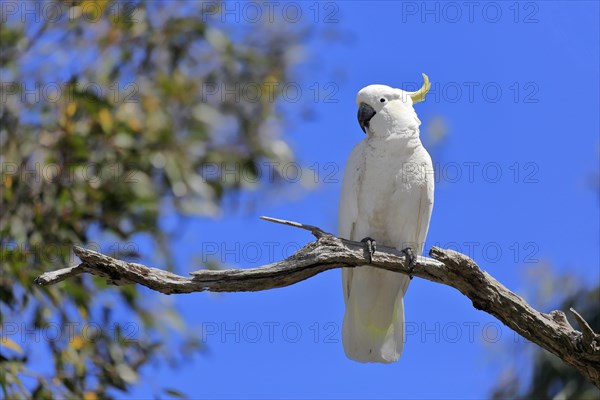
[{"xmin": 357, "ymin": 102, "xmax": 376, "ymax": 133}]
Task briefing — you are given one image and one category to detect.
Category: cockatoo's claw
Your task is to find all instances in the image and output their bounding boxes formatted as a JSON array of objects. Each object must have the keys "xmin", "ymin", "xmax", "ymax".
[
  {"xmin": 401, "ymin": 247, "xmax": 416, "ymax": 279},
  {"xmin": 360, "ymin": 237, "xmax": 377, "ymax": 264}
]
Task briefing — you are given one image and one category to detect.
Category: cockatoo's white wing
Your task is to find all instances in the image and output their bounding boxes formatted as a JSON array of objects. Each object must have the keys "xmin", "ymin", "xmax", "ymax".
[{"xmin": 338, "ymin": 141, "xmax": 365, "ymax": 302}]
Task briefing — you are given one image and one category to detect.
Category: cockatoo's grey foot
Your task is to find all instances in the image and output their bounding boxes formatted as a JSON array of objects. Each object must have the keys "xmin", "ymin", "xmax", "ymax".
[
  {"xmin": 360, "ymin": 237, "xmax": 377, "ymax": 264},
  {"xmin": 401, "ymin": 247, "xmax": 416, "ymax": 279}
]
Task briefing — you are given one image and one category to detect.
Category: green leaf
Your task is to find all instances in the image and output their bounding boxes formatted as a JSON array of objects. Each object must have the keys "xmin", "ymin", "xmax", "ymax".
[{"xmin": 164, "ymin": 388, "xmax": 187, "ymax": 399}]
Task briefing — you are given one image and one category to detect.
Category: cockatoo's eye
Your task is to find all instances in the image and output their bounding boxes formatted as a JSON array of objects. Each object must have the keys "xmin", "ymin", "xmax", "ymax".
[{"xmin": 379, "ymin": 98, "xmax": 386, "ymax": 103}]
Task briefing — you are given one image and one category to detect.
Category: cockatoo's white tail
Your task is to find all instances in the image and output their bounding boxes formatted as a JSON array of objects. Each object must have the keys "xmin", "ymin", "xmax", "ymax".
[{"xmin": 342, "ymin": 267, "xmax": 409, "ymax": 362}]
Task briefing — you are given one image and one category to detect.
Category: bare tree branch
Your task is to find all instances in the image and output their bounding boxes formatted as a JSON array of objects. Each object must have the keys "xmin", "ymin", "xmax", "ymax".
[{"xmin": 35, "ymin": 217, "xmax": 600, "ymax": 386}]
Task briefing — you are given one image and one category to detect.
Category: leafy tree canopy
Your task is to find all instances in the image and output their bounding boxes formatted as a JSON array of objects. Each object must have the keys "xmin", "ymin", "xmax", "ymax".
[{"xmin": 1, "ymin": 1, "xmax": 312, "ymax": 397}]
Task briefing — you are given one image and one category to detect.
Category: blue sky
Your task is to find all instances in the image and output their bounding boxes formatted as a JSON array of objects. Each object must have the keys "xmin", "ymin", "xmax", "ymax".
[
  {"xmin": 113, "ymin": 2, "xmax": 600, "ymax": 399},
  {"xmin": 120, "ymin": 2, "xmax": 600, "ymax": 398},
  {"xmin": 7, "ymin": 1, "xmax": 594, "ymax": 398}
]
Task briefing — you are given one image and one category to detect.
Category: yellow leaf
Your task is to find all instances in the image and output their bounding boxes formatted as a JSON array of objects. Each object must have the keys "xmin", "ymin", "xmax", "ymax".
[
  {"xmin": 81, "ymin": 0, "xmax": 110, "ymax": 19},
  {"xmin": 98, "ymin": 108, "xmax": 113, "ymax": 132},
  {"xmin": 77, "ymin": 306, "xmax": 89, "ymax": 320},
  {"xmin": 66, "ymin": 102, "xmax": 77, "ymax": 117},
  {"xmin": 70, "ymin": 336, "xmax": 86, "ymax": 350},
  {"xmin": 0, "ymin": 337, "xmax": 23, "ymax": 354},
  {"xmin": 83, "ymin": 392, "xmax": 98, "ymax": 400},
  {"xmin": 127, "ymin": 117, "xmax": 142, "ymax": 132}
]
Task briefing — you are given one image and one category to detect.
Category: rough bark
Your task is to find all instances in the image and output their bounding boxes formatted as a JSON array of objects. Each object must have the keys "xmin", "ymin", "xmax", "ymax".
[{"xmin": 35, "ymin": 216, "xmax": 600, "ymax": 386}]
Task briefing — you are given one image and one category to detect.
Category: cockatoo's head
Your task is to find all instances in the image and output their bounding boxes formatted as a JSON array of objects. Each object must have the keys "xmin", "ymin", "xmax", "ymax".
[{"xmin": 356, "ymin": 74, "xmax": 430, "ymax": 137}]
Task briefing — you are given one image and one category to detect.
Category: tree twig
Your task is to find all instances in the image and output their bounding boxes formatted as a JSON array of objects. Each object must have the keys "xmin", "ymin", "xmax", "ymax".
[{"xmin": 34, "ymin": 217, "xmax": 600, "ymax": 386}]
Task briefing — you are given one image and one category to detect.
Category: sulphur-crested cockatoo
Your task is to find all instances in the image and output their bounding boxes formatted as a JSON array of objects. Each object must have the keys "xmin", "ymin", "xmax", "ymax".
[{"xmin": 339, "ymin": 74, "xmax": 434, "ymax": 363}]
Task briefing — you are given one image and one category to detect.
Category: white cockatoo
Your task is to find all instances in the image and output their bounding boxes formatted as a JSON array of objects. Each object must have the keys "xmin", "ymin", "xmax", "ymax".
[{"xmin": 339, "ymin": 74, "xmax": 434, "ymax": 363}]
